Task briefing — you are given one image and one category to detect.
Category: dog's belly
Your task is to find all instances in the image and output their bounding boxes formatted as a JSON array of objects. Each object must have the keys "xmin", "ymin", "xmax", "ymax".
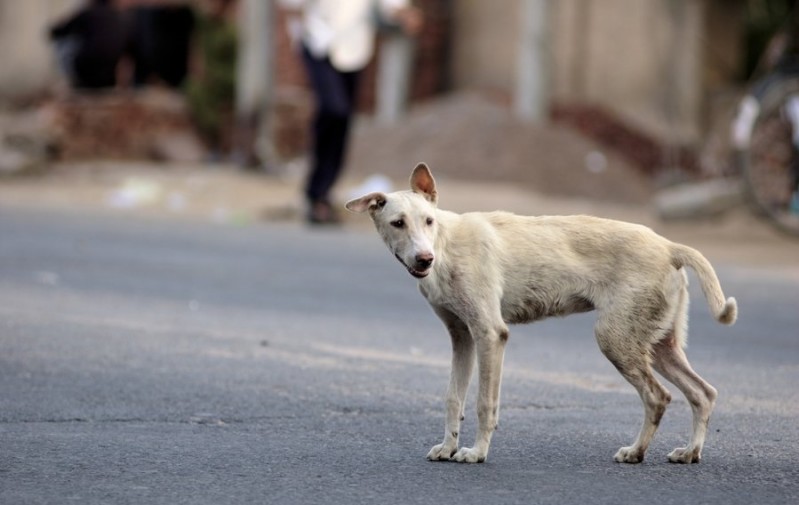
[{"xmin": 501, "ymin": 294, "xmax": 595, "ymax": 324}]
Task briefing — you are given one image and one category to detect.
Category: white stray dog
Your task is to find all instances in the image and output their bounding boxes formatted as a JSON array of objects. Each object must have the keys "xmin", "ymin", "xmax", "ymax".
[{"xmin": 346, "ymin": 163, "xmax": 737, "ymax": 465}]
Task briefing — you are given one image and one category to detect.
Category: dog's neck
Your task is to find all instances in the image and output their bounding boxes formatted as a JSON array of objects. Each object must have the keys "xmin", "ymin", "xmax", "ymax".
[{"xmin": 428, "ymin": 208, "xmax": 459, "ymax": 272}]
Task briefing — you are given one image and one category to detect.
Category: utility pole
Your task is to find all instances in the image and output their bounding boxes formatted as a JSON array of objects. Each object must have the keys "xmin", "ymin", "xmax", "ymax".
[
  {"xmin": 375, "ymin": 31, "xmax": 415, "ymax": 125},
  {"xmin": 514, "ymin": 0, "xmax": 551, "ymax": 123},
  {"xmin": 235, "ymin": 0, "xmax": 274, "ymax": 168}
]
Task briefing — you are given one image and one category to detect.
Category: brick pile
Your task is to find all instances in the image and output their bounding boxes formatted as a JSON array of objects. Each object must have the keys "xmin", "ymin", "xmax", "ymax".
[{"xmin": 50, "ymin": 89, "xmax": 205, "ymax": 162}]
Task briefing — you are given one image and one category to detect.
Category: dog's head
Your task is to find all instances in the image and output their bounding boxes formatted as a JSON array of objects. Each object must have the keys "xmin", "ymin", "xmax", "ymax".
[{"xmin": 346, "ymin": 163, "xmax": 439, "ymax": 279}]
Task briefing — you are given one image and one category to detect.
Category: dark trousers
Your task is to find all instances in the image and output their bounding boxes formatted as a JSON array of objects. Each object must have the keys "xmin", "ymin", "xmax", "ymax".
[{"xmin": 301, "ymin": 45, "xmax": 361, "ymax": 203}]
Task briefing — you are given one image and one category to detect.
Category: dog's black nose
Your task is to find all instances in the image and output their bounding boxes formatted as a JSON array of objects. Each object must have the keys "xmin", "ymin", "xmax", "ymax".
[{"xmin": 416, "ymin": 253, "xmax": 434, "ymax": 269}]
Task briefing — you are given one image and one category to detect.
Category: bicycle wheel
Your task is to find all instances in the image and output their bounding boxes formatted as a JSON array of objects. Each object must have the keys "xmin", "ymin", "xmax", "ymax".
[{"xmin": 739, "ymin": 77, "xmax": 799, "ymax": 236}]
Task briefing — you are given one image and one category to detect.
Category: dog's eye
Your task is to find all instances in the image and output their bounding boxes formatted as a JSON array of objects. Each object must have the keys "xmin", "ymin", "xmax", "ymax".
[
  {"xmin": 390, "ymin": 219, "xmax": 405, "ymax": 229},
  {"xmin": 426, "ymin": 217, "xmax": 434, "ymax": 226}
]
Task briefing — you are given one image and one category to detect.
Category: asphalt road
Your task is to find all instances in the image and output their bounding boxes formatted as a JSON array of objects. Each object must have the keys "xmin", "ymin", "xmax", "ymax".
[{"xmin": 0, "ymin": 207, "xmax": 797, "ymax": 504}]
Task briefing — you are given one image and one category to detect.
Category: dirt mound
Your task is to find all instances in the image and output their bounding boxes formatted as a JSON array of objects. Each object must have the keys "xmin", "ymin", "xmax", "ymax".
[{"xmin": 348, "ymin": 92, "xmax": 653, "ymax": 204}]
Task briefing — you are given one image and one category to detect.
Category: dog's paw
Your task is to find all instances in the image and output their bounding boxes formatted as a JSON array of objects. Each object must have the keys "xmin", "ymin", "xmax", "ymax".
[
  {"xmin": 668, "ymin": 447, "xmax": 701, "ymax": 464},
  {"xmin": 426, "ymin": 443, "xmax": 457, "ymax": 461},
  {"xmin": 613, "ymin": 446, "xmax": 645, "ymax": 464},
  {"xmin": 452, "ymin": 447, "xmax": 486, "ymax": 463}
]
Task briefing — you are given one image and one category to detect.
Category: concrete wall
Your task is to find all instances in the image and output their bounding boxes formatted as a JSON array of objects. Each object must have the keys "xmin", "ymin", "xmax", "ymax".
[
  {"xmin": 0, "ymin": 0, "xmax": 80, "ymax": 100},
  {"xmin": 451, "ymin": 0, "xmax": 521, "ymax": 94},
  {"xmin": 552, "ymin": 0, "xmax": 705, "ymax": 143},
  {"xmin": 451, "ymin": 0, "xmax": 743, "ymax": 144}
]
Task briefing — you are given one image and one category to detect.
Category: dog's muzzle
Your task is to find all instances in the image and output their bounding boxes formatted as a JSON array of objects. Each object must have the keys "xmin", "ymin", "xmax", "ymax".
[{"xmin": 395, "ymin": 253, "xmax": 434, "ymax": 279}]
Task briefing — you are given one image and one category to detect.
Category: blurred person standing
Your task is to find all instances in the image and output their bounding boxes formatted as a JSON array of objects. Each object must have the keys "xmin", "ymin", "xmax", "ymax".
[
  {"xmin": 50, "ymin": 0, "xmax": 128, "ymax": 90},
  {"xmin": 277, "ymin": 0, "xmax": 422, "ymax": 225}
]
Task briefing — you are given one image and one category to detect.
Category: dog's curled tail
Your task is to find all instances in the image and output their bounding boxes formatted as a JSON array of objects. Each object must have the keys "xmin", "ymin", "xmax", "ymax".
[{"xmin": 670, "ymin": 244, "xmax": 738, "ymax": 325}]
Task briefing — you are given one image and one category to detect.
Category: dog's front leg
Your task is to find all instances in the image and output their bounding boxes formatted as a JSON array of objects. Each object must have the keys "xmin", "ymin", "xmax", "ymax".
[
  {"xmin": 427, "ymin": 309, "xmax": 475, "ymax": 461},
  {"xmin": 452, "ymin": 323, "xmax": 508, "ymax": 463}
]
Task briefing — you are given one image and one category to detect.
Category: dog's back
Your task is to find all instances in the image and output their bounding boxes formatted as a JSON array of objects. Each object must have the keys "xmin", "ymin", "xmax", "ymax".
[{"xmin": 432, "ymin": 211, "xmax": 677, "ymax": 324}]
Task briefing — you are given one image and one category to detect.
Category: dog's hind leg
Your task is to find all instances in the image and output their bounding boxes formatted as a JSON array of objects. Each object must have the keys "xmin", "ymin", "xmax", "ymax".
[
  {"xmin": 596, "ymin": 315, "xmax": 672, "ymax": 464},
  {"xmin": 452, "ymin": 320, "xmax": 508, "ymax": 463},
  {"xmin": 651, "ymin": 290, "xmax": 717, "ymax": 464},
  {"xmin": 652, "ymin": 336, "xmax": 717, "ymax": 463},
  {"xmin": 427, "ymin": 307, "xmax": 475, "ymax": 461}
]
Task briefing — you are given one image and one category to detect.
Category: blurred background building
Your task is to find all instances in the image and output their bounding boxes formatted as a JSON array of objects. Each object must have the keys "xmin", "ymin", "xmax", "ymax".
[{"xmin": 0, "ymin": 0, "xmax": 792, "ymax": 178}]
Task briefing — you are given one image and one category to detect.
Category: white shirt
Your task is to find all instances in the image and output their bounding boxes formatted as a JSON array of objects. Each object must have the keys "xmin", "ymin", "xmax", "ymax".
[{"xmin": 278, "ymin": 0, "xmax": 409, "ymax": 71}]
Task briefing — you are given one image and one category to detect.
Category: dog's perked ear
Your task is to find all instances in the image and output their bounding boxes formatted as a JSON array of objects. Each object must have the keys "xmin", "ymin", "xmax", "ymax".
[
  {"xmin": 410, "ymin": 162, "xmax": 438, "ymax": 205},
  {"xmin": 345, "ymin": 192, "xmax": 387, "ymax": 213}
]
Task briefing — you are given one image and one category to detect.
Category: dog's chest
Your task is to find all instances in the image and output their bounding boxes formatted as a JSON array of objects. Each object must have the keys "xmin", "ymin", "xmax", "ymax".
[
  {"xmin": 418, "ymin": 274, "xmax": 454, "ymax": 308},
  {"xmin": 417, "ymin": 265, "xmax": 473, "ymax": 312}
]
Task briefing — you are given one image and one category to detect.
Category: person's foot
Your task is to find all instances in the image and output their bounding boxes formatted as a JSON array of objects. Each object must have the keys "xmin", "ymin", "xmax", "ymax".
[{"xmin": 307, "ymin": 200, "xmax": 341, "ymax": 225}]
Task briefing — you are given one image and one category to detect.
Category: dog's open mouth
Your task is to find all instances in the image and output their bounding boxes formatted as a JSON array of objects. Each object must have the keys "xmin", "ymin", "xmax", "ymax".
[
  {"xmin": 395, "ymin": 254, "xmax": 431, "ymax": 278},
  {"xmin": 408, "ymin": 266, "xmax": 430, "ymax": 278}
]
